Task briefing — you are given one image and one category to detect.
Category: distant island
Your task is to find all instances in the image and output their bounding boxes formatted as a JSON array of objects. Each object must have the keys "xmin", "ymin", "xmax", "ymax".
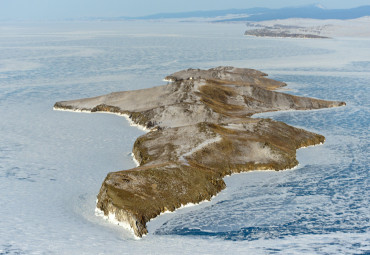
[
  {"xmin": 54, "ymin": 66, "xmax": 345, "ymax": 237},
  {"xmin": 244, "ymin": 26, "xmax": 330, "ymax": 39},
  {"xmin": 243, "ymin": 17, "xmax": 370, "ymax": 39}
]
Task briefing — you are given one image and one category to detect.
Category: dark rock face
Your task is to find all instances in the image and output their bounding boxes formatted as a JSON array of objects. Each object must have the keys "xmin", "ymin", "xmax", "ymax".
[{"xmin": 54, "ymin": 66, "xmax": 345, "ymax": 237}]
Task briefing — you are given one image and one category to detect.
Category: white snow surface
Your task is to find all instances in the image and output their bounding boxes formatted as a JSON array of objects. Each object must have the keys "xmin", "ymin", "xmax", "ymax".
[
  {"xmin": 0, "ymin": 20, "xmax": 369, "ymax": 254},
  {"xmin": 179, "ymin": 136, "xmax": 222, "ymax": 164}
]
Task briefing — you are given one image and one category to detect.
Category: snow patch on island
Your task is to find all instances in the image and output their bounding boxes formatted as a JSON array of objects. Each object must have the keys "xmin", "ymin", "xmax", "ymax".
[
  {"xmin": 95, "ymin": 205, "xmax": 140, "ymax": 239},
  {"xmin": 179, "ymin": 136, "xmax": 222, "ymax": 164},
  {"xmin": 131, "ymin": 153, "xmax": 140, "ymax": 167}
]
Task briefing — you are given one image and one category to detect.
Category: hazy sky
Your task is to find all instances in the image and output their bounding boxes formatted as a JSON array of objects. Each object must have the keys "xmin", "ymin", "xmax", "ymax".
[{"xmin": 1, "ymin": 0, "xmax": 369, "ymax": 20}]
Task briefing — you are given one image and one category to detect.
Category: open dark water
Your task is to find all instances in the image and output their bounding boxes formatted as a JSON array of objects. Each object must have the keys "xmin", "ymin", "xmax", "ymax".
[{"xmin": 0, "ymin": 21, "xmax": 369, "ymax": 254}]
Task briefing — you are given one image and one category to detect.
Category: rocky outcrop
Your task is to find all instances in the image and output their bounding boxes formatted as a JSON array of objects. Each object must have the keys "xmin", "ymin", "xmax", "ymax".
[
  {"xmin": 164, "ymin": 66, "xmax": 287, "ymax": 90},
  {"xmin": 54, "ymin": 66, "xmax": 345, "ymax": 237}
]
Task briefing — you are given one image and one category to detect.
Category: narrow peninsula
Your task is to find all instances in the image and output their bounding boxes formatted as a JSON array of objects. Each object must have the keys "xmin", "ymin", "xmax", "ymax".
[{"xmin": 54, "ymin": 66, "xmax": 345, "ymax": 237}]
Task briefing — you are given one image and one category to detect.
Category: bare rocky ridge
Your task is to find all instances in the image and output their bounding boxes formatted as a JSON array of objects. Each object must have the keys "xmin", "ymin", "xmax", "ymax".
[{"xmin": 54, "ymin": 66, "xmax": 345, "ymax": 237}]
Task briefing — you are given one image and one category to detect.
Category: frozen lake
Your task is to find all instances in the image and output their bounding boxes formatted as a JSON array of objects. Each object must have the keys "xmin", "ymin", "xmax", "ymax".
[{"xmin": 0, "ymin": 21, "xmax": 369, "ymax": 254}]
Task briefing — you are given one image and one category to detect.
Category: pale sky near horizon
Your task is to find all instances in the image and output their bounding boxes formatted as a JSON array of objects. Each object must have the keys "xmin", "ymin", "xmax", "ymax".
[{"xmin": 1, "ymin": 0, "xmax": 369, "ymax": 20}]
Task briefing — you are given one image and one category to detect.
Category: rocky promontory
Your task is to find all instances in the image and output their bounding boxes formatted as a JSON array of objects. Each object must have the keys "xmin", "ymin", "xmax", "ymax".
[{"xmin": 54, "ymin": 66, "xmax": 345, "ymax": 237}]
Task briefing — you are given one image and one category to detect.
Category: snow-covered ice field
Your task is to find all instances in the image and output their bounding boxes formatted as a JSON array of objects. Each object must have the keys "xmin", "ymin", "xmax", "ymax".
[{"xmin": 0, "ymin": 21, "xmax": 369, "ymax": 254}]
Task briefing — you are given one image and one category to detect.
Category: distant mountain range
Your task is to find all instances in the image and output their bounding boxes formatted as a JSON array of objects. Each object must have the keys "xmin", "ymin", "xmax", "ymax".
[
  {"xmin": 126, "ymin": 7, "xmax": 269, "ymax": 20},
  {"xmin": 121, "ymin": 5, "xmax": 370, "ymax": 21}
]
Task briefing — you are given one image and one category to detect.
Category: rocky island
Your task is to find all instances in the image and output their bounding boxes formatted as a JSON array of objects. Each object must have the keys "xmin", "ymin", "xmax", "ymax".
[
  {"xmin": 244, "ymin": 28, "xmax": 330, "ymax": 39},
  {"xmin": 244, "ymin": 24, "xmax": 330, "ymax": 39},
  {"xmin": 243, "ymin": 18, "xmax": 370, "ymax": 39},
  {"xmin": 54, "ymin": 66, "xmax": 345, "ymax": 237}
]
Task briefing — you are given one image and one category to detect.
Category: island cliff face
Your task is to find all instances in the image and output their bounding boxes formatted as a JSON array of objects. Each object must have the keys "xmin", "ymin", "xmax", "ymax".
[{"xmin": 54, "ymin": 66, "xmax": 345, "ymax": 237}]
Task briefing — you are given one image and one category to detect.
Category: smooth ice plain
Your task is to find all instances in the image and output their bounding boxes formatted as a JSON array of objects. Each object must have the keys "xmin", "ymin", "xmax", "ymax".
[{"xmin": 0, "ymin": 21, "xmax": 369, "ymax": 254}]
